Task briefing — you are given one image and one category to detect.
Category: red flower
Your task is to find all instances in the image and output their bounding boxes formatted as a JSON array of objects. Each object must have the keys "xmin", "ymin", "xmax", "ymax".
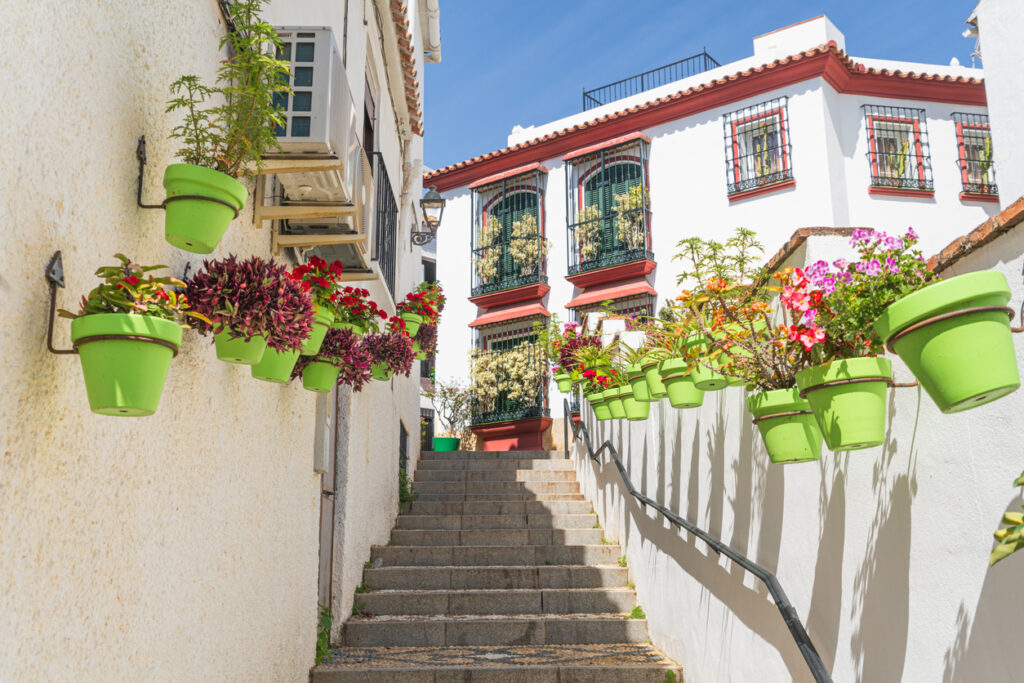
[{"xmin": 123, "ymin": 276, "xmax": 139, "ymax": 286}]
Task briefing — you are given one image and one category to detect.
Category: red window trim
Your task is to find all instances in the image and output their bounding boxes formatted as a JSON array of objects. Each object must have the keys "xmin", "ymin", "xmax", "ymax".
[
  {"xmin": 727, "ymin": 177, "xmax": 796, "ymax": 202},
  {"xmin": 954, "ymin": 121, "xmax": 996, "ymax": 195},
  {"xmin": 468, "ymin": 162, "xmax": 548, "ymax": 190},
  {"xmin": 866, "ymin": 114, "xmax": 927, "ymax": 185},
  {"xmin": 728, "ymin": 105, "xmax": 791, "ymax": 188},
  {"xmin": 562, "ymin": 131, "xmax": 651, "ymax": 162}
]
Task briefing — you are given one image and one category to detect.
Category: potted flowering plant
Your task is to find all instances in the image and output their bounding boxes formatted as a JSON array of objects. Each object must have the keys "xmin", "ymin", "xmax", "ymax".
[
  {"xmin": 359, "ymin": 327, "xmax": 415, "ymax": 381},
  {"xmin": 187, "ymin": 255, "xmax": 313, "ymax": 366},
  {"xmin": 162, "ymin": 0, "xmax": 290, "ymax": 253},
  {"xmin": 648, "ymin": 325, "xmax": 705, "ymax": 409},
  {"xmin": 58, "ymin": 254, "xmax": 207, "ymax": 416},
  {"xmin": 617, "ymin": 341, "xmax": 657, "ymax": 415},
  {"xmin": 395, "ymin": 288, "xmax": 439, "ymax": 337},
  {"xmin": 288, "ymin": 257, "xmax": 346, "ymax": 355},
  {"xmin": 294, "ymin": 328, "xmax": 372, "ymax": 393},
  {"xmin": 332, "ymin": 286, "xmax": 388, "ymax": 333},
  {"xmin": 412, "ymin": 323, "xmax": 437, "ymax": 361},
  {"xmin": 424, "ymin": 379, "xmax": 472, "ymax": 451}
]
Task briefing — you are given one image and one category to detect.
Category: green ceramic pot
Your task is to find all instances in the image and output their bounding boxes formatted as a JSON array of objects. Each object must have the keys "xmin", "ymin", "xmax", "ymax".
[
  {"xmin": 796, "ymin": 357, "xmax": 892, "ymax": 451},
  {"xmin": 400, "ymin": 312, "xmax": 423, "ymax": 337},
  {"xmin": 626, "ymin": 363, "xmax": 653, "ymax": 402},
  {"xmin": 658, "ymin": 357, "xmax": 705, "ymax": 409},
  {"xmin": 162, "ymin": 163, "xmax": 247, "ymax": 254},
  {"xmin": 875, "ymin": 270, "xmax": 1020, "ymax": 413},
  {"xmin": 416, "ymin": 350, "xmax": 428, "ymax": 361},
  {"xmin": 333, "ymin": 320, "xmax": 365, "ymax": 334},
  {"xmin": 302, "ymin": 361, "xmax": 340, "ymax": 393},
  {"xmin": 372, "ymin": 362, "xmax": 393, "ymax": 381},
  {"xmin": 592, "ymin": 392, "xmax": 612, "ymax": 421},
  {"xmin": 687, "ymin": 334, "xmax": 729, "ymax": 391},
  {"xmin": 71, "ymin": 313, "xmax": 182, "ymax": 416},
  {"xmin": 433, "ymin": 436, "xmax": 460, "ymax": 452},
  {"xmin": 301, "ymin": 306, "xmax": 336, "ymax": 355},
  {"xmin": 747, "ymin": 388, "xmax": 822, "ymax": 464},
  {"xmin": 622, "ymin": 388, "xmax": 651, "ymax": 421},
  {"xmin": 554, "ymin": 373, "xmax": 573, "ymax": 393},
  {"xmin": 214, "ymin": 331, "xmax": 268, "ymax": 365},
  {"xmin": 251, "ymin": 347, "xmax": 301, "ymax": 383},
  {"xmin": 641, "ymin": 359, "xmax": 667, "ymax": 399},
  {"xmin": 606, "ymin": 387, "xmax": 627, "ymax": 419}
]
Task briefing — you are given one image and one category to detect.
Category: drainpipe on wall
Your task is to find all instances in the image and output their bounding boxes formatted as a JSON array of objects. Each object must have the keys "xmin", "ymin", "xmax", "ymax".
[{"xmin": 423, "ymin": 0, "xmax": 441, "ymax": 63}]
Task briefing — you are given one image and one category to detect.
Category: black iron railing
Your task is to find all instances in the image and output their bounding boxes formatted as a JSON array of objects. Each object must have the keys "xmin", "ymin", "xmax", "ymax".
[
  {"xmin": 563, "ymin": 398, "xmax": 832, "ymax": 683},
  {"xmin": 583, "ymin": 51, "xmax": 720, "ymax": 110},
  {"xmin": 723, "ymin": 97, "xmax": 794, "ymax": 196},
  {"xmin": 372, "ymin": 153, "xmax": 398, "ymax": 297},
  {"xmin": 952, "ymin": 112, "xmax": 997, "ymax": 196},
  {"xmin": 570, "ymin": 293, "xmax": 657, "ymax": 324},
  {"xmin": 470, "ymin": 342, "xmax": 549, "ymax": 425},
  {"xmin": 862, "ymin": 105, "xmax": 933, "ymax": 192}
]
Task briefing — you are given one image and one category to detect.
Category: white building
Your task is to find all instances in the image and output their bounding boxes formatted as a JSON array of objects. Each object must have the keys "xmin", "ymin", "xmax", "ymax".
[{"xmin": 427, "ymin": 15, "xmax": 999, "ymax": 450}]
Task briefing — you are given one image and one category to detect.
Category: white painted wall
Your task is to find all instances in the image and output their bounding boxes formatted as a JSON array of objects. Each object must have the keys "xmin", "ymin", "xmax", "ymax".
[{"xmin": 568, "ymin": 230, "xmax": 1024, "ymax": 682}]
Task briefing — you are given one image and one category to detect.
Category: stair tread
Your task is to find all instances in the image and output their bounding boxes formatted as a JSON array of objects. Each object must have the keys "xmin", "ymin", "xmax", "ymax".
[
  {"xmin": 317, "ymin": 643, "xmax": 678, "ymax": 669},
  {"xmin": 348, "ymin": 614, "xmax": 644, "ymax": 622}
]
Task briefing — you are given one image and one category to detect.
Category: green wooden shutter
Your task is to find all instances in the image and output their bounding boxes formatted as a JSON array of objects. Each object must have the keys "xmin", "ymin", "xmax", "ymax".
[{"xmin": 584, "ymin": 162, "xmax": 642, "ymax": 263}]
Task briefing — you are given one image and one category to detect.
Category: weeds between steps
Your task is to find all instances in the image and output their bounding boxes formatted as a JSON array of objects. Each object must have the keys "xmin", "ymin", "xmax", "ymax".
[
  {"xmin": 617, "ymin": 555, "xmax": 628, "ymax": 567},
  {"xmin": 355, "ymin": 582, "xmax": 371, "ymax": 594},
  {"xmin": 398, "ymin": 468, "xmax": 418, "ymax": 504},
  {"xmin": 663, "ymin": 671, "xmax": 678, "ymax": 682},
  {"xmin": 628, "ymin": 605, "xmax": 646, "ymax": 619},
  {"xmin": 352, "ymin": 600, "xmax": 366, "ymax": 617},
  {"xmin": 315, "ymin": 607, "xmax": 332, "ymax": 665},
  {"xmin": 626, "ymin": 581, "xmax": 635, "ymax": 590}
]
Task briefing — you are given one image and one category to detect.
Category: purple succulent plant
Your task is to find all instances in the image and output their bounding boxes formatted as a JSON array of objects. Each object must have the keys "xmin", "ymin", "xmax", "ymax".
[
  {"xmin": 413, "ymin": 323, "xmax": 437, "ymax": 358},
  {"xmin": 293, "ymin": 328, "xmax": 374, "ymax": 391},
  {"xmin": 358, "ymin": 331, "xmax": 415, "ymax": 377}
]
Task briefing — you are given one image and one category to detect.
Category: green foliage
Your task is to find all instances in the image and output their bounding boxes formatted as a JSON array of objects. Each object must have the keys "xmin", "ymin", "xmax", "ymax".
[
  {"xmin": 990, "ymin": 469, "xmax": 1024, "ymax": 566},
  {"xmin": 363, "ymin": 560, "xmax": 372, "ymax": 569},
  {"xmin": 628, "ymin": 605, "xmax": 646, "ymax": 619},
  {"xmin": 617, "ymin": 555, "xmax": 628, "ymax": 568},
  {"xmin": 355, "ymin": 582, "xmax": 371, "ymax": 594},
  {"xmin": 424, "ymin": 379, "xmax": 472, "ymax": 437},
  {"xmin": 663, "ymin": 670, "xmax": 678, "ymax": 682},
  {"xmin": 315, "ymin": 606, "xmax": 332, "ymax": 665},
  {"xmin": 166, "ymin": 0, "xmax": 291, "ymax": 178},
  {"xmin": 882, "ymin": 138, "xmax": 910, "ymax": 180},
  {"xmin": 626, "ymin": 581, "xmax": 635, "ymax": 590},
  {"xmin": 351, "ymin": 600, "xmax": 366, "ymax": 617},
  {"xmin": 398, "ymin": 467, "xmax": 418, "ymax": 504},
  {"xmin": 673, "ymin": 227, "xmax": 764, "ymax": 291}
]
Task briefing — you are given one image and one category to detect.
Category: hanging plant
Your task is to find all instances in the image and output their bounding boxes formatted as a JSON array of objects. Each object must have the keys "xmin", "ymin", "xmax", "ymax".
[
  {"xmin": 413, "ymin": 323, "xmax": 437, "ymax": 360},
  {"xmin": 288, "ymin": 256, "xmax": 346, "ymax": 354},
  {"xmin": 359, "ymin": 330, "xmax": 415, "ymax": 381},
  {"xmin": 294, "ymin": 328, "xmax": 373, "ymax": 393},
  {"xmin": 576, "ymin": 205, "xmax": 603, "ymax": 261},
  {"xmin": 332, "ymin": 286, "xmax": 388, "ymax": 333},
  {"xmin": 396, "ymin": 289, "xmax": 440, "ymax": 337}
]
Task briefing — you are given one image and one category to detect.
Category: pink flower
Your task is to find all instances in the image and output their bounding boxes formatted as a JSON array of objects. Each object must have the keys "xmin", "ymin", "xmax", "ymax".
[
  {"xmin": 833, "ymin": 258, "xmax": 849, "ymax": 271},
  {"xmin": 864, "ymin": 259, "xmax": 882, "ymax": 276},
  {"xmin": 820, "ymin": 276, "xmax": 836, "ymax": 294},
  {"xmin": 800, "ymin": 308, "xmax": 818, "ymax": 326},
  {"xmin": 885, "ymin": 257, "xmax": 899, "ymax": 274}
]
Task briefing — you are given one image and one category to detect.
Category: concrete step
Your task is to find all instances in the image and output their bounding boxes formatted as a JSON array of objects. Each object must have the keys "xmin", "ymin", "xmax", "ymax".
[
  {"xmin": 389, "ymin": 528, "xmax": 603, "ymax": 548},
  {"xmin": 313, "ymin": 644, "xmax": 683, "ymax": 682},
  {"xmin": 420, "ymin": 450, "xmax": 565, "ymax": 461},
  {"xmin": 342, "ymin": 614, "xmax": 649, "ymax": 647},
  {"xmin": 357, "ymin": 588, "xmax": 638, "ymax": 616},
  {"xmin": 414, "ymin": 493, "xmax": 585, "ymax": 503},
  {"xmin": 370, "ymin": 545, "xmax": 622, "ymax": 567},
  {"xmin": 363, "ymin": 565, "xmax": 630, "ymax": 591},
  {"xmin": 396, "ymin": 514, "xmax": 598, "ymax": 530},
  {"xmin": 406, "ymin": 500, "xmax": 593, "ymax": 516},
  {"xmin": 417, "ymin": 459, "xmax": 574, "ymax": 471},
  {"xmin": 413, "ymin": 481, "xmax": 581, "ymax": 495},
  {"xmin": 414, "ymin": 469, "xmax": 577, "ymax": 483}
]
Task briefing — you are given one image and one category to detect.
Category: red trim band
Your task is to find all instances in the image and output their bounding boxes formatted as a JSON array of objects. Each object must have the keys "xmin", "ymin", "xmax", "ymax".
[
  {"xmin": 562, "ymin": 132, "xmax": 652, "ymax": 162},
  {"xmin": 728, "ymin": 178, "xmax": 796, "ymax": 202},
  {"xmin": 868, "ymin": 186, "xmax": 935, "ymax": 198},
  {"xmin": 959, "ymin": 191, "xmax": 1000, "ymax": 203}
]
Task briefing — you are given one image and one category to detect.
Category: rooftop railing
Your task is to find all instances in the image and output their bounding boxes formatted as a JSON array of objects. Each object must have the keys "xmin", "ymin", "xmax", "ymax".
[{"xmin": 583, "ymin": 51, "xmax": 720, "ymax": 111}]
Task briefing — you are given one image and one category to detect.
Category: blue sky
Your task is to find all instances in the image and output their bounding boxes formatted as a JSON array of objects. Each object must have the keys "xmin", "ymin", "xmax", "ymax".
[{"xmin": 423, "ymin": 1, "xmax": 978, "ymax": 171}]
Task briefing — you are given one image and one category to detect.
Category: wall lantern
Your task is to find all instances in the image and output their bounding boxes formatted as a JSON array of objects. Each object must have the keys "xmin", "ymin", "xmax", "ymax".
[{"xmin": 412, "ymin": 186, "xmax": 445, "ymax": 246}]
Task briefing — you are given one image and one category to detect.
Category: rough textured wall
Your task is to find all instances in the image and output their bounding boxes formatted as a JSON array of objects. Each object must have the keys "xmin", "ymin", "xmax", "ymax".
[
  {"xmin": 0, "ymin": 1, "xmax": 321, "ymax": 679},
  {"xmin": 570, "ymin": 232, "xmax": 1024, "ymax": 682}
]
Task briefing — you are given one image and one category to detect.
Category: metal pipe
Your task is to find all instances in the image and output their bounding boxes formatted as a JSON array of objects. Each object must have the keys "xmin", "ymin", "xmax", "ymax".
[{"xmin": 563, "ymin": 398, "xmax": 832, "ymax": 683}]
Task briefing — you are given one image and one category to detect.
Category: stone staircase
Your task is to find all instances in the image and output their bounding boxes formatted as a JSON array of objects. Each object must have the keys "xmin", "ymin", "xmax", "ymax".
[{"xmin": 312, "ymin": 449, "xmax": 682, "ymax": 682}]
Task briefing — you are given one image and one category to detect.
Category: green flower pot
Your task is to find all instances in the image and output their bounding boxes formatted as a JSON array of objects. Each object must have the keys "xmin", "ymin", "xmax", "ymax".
[
  {"xmin": 641, "ymin": 360, "xmax": 667, "ymax": 399},
  {"xmin": 70, "ymin": 313, "xmax": 182, "ymax": 416},
  {"xmin": 554, "ymin": 373, "xmax": 573, "ymax": 393},
  {"xmin": 626, "ymin": 363, "xmax": 653, "ymax": 402},
  {"xmin": 687, "ymin": 334, "xmax": 729, "ymax": 391},
  {"xmin": 796, "ymin": 357, "xmax": 892, "ymax": 451},
  {"xmin": 592, "ymin": 396, "xmax": 612, "ymax": 421},
  {"xmin": 214, "ymin": 331, "xmax": 267, "ymax": 365},
  {"xmin": 162, "ymin": 163, "xmax": 247, "ymax": 254},
  {"xmin": 622, "ymin": 389, "xmax": 651, "ymax": 421},
  {"xmin": 372, "ymin": 362, "xmax": 393, "ymax": 381},
  {"xmin": 251, "ymin": 347, "xmax": 300, "ymax": 383},
  {"xmin": 302, "ymin": 361, "xmax": 340, "ymax": 393},
  {"xmin": 400, "ymin": 312, "xmax": 423, "ymax": 337},
  {"xmin": 874, "ymin": 270, "xmax": 1020, "ymax": 413},
  {"xmin": 606, "ymin": 387, "xmax": 627, "ymax": 419},
  {"xmin": 747, "ymin": 388, "xmax": 822, "ymax": 464},
  {"xmin": 416, "ymin": 350, "xmax": 428, "ymax": 361},
  {"xmin": 659, "ymin": 357, "xmax": 704, "ymax": 409},
  {"xmin": 433, "ymin": 436, "xmax": 460, "ymax": 452},
  {"xmin": 301, "ymin": 306, "xmax": 336, "ymax": 355},
  {"xmin": 333, "ymin": 321, "xmax": 365, "ymax": 334}
]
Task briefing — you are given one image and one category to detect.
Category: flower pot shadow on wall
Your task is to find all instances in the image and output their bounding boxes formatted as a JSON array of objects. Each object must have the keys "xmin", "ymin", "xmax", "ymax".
[
  {"xmin": 432, "ymin": 436, "xmax": 460, "ymax": 452},
  {"xmin": 796, "ymin": 357, "xmax": 892, "ymax": 451},
  {"xmin": 251, "ymin": 347, "xmax": 301, "ymax": 383},
  {"xmin": 747, "ymin": 388, "xmax": 822, "ymax": 464},
  {"xmin": 875, "ymin": 270, "xmax": 1021, "ymax": 413},
  {"xmin": 162, "ymin": 163, "xmax": 248, "ymax": 254},
  {"xmin": 658, "ymin": 358, "xmax": 704, "ymax": 409},
  {"xmin": 302, "ymin": 306, "xmax": 336, "ymax": 355},
  {"xmin": 302, "ymin": 361, "xmax": 340, "ymax": 393},
  {"xmin": 71, "ymin": 313, "xmax": 183, "ymax": 416},
  {"xmin": 214, "ymin": 330, "xmax": 268, "ymax": 365}
]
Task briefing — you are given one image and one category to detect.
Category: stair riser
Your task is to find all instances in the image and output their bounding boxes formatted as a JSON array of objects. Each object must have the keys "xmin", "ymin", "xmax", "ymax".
[
  {"xmin": 407, "ymin": 501, "xmax": 593, "ymax": 516},
  {"xmin": 370, "ymin": 545, "xmax": 622, "ymax": 567},
  {"xmin": 417, "ymin": 459, "xmax": 574, "ymax": 471},
  {"xmin": 396, "ymin": 514, "xmax": 597, "ymax": 530},
  {"xmin": 421, "ymin": 451, "xmax": 564, "ymax": 460},
  {"xmin": 359, "ymin": 589, "xmax": 638, "ymax": 616},
  {"xmin": 415, "ymin": 470, "xmax": 577, "ymax": 483},
  {"xmin": 414, "ymin": 482, "xmax": 581, "ymax": 495},
  {"xmin": 343, "ymin": 618, "xmax": 649, "ymax": 647},
  {"xmin": 389, "ymin": 529, "xmax": 603, "ymax": 547},
  {"xmin": 363, "ymin": 566, "xmax": 630, "ymax": 591},
  {"xmin": 313, "ymin": 666, "xmax": 681, "ymax": 683},
  {"xmin": 414, "ymin": 493, "xmax": 585, "ymax": 503}
]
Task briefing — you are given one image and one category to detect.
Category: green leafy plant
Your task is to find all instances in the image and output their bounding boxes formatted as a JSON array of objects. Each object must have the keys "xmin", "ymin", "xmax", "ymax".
[
  {"xmin": 363, "ymin": 560, "xmax": 373, "ymax": 569},
  {"xmin": 663, "ymin": 670, "xmax": 678, "ymax": 682},
  {"xmin": 351, "ymin": 600, "xmax": 366, "ymax": 617},
  {"xmin": 626, "ymin": 581, "xmax": 635, "ymax": 590},
  {"xmin": 399, "ymin": 467, "xmax": 418, "ymax": 504},
  {"xmin": 612, "ymin": 185, "xmax": 649, "ymax": 251},
  {"xmin": 990, "ymin": 469, "xmax": 1024, "ymax": 566},
  {"xmin": 355, "ymin": 582, "xmax": 371, "ymax": 594},
  {"xmin": 881, "ymin": 138, "xmax": 910, "ymax": 182},
  {"xmin": 617, "ymin": 555, "xmax": 628, "ymax": 568},
  {"xmin": 424, "ymin": 379, "xmax": 472, "ymax": 444},
  {"xmin": 628, "ymin": 605, "xmax": 646, "ymax": 619},
  {"xmin": 166, "ymin": 0, "xmax": 291, "ymax": 178},
  {"xmin": 315, "ymin": 606, "xmax": 332, "ymax": 665}
]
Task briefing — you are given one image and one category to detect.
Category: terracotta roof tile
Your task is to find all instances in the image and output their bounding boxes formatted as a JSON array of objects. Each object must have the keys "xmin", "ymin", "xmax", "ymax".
[
  {"xmin": 389, "ymin": 0, "xmax": 423, "ymax": 135},
  {"xmin": 929, "ymin": 196, "xmax": 1024, "ymax": 273}
]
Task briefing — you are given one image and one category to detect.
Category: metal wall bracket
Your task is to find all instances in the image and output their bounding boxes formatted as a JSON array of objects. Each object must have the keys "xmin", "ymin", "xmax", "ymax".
[
  {"xmin": 45, "ymin": 251, "xmax": 75, "ymax": 355},
  {"xmin": 136, "ymin": 136, "xmax": 165, "ymax": 210}
]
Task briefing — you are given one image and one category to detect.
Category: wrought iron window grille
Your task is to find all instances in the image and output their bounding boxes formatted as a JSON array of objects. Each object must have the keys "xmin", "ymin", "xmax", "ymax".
[
  {"xmin": 862, "ymin": 104, "xmax": 933, "ymax": 191},
  {"xmin": 570, "ymin": 294, "xmax": 657, "ymax": 324},
  {"xmin": 723, "ymin": 97, "xmax": 794, "ymax": 195},
  {"xmin": 952, "ymin": 112, "xmax": 998, "ymax": 196},
  {"xmin": 470, "ymin": 318, "xmax": 550, "ymax": 426},
  {"xmin": 583, "ymin": 51, "xmax": 720, "ymax": 111},
  {"xmin": 565, "ymin": 139, "xmax": 652, "ymax": 276},
  {"xmin": 371, "ymin": 153, "xmax": 398, "ymax": 297}
]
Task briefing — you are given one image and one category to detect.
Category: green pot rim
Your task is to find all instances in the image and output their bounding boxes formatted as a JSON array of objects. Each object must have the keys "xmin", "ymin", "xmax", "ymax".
[
  {"xmin": 70, "ymin": 312, "xmax": 183, "ymax": 347},
  {"xmin": 746, "ymin": 387, "xmax": 807, "ymax": 417},
  {"xmin": 795, "ymin": 357, "xmax": 893, "ymax": 392}
]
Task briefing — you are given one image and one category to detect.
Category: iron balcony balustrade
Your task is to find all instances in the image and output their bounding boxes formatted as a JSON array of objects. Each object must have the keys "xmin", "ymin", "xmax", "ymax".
[
  {"xmin": 583, "ymin": 51, "xmax": 720, "ymax": 111},
  {"xmin": 469, "ymin": 339, "xmax": 549, "ymax": 426}
]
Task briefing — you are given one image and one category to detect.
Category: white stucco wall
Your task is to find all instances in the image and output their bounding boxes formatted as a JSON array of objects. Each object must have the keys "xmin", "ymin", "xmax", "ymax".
[{"xmin": 568, "ymin": 230, "xmax": 1024, "ymax": 682}]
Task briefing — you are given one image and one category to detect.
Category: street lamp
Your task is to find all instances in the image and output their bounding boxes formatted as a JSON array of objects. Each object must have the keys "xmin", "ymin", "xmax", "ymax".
[{"xmin": 412, "ymin": 186, "xmax": 446, "ymax": 246}]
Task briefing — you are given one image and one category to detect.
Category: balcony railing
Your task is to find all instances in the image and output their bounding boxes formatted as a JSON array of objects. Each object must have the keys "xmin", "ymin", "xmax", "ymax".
[
  {"xmin": 372, "ymin": 153, "xmax": 398, "ymax": 297},
  {"xmin": 469, "ymin": 342, "xmax": 549, "ymax": 425},
  {"xmin": 582, "ymin": 51, "xmax": 720, "ymax": 111}
]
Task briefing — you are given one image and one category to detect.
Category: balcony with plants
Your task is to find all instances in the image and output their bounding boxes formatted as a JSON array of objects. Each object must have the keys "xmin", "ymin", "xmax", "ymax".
[{"xmin": 468, "ymin": 337, "xmax": 549, "ymax": 426}]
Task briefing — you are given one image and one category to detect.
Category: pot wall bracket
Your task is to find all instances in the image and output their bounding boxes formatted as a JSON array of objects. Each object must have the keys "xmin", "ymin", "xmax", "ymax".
[
  {"xmin": 45, "ymin": 250, "xmax": 75, "ymax": 355},
  {"xmin": 134, "ymin": 136, "xmax": 240, "ymax": 217}
]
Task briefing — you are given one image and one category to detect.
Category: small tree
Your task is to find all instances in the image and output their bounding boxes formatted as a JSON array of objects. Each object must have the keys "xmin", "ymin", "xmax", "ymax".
[{"xmin": 424, "ymin": 380, "xmax": 472, "ymax": 444}]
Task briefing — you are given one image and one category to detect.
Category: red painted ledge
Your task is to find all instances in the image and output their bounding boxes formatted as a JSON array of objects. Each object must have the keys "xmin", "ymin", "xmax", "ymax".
[
  {"xmin": 471, "ymin": 416, "xmax": 552, "ymax": 451},
  {"xmin": 565, "ymin": 259, "xmax": 656, "ymax": 288},
  {"xmin": 567, "ymin": 276, "xmax": 656, "ymax": 309},
  {"xmin": 468, "ymin": 162, "xmax": 548, "ymax": 190},
  {"xmin": 563, "ymin": 131, "xmax": 652, "ymax": 162},
  {"xmin": 868, "ymin": 186, "xmax": 935, "ymax": 199},
  {"xmin": 728, "ymin": 178, "xmax": 796, "ymax": 202},
  {"xmin": 469, "ymin": 302, "xmax": 550, "ymax": 328},
  {"xmin": 468, "ymin": 283, "xmax": 550, "ymax": 309},
  {"xmin": 959, "ymin": 191, "xmax": 1000, "ymax": 204}
]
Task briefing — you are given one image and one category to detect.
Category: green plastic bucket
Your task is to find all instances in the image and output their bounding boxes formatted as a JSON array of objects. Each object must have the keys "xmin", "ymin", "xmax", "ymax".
[
  {"xmin": 606, "ymin": 387, "xmax": 627, "ymax": 419},
  {"xmin": 433, "ymin": 436, "xmax": 460, "ymax": 452},
  {"xmin": 302, "ymin": 361, "xmax": 340, "ymax": 393},
  {"xmin": 251, "ymin": 347, "xmax": 300, "ymax": 383},
  {"xmin": 71, "ymin": 313, "xmax": 182, "ymax": 416},
  {"xmin": 626, "ymin": 363, "xmax": 653, "ymax": 402},
  {"xmin": 400, "ymin": 312, "xmax": 423, "ymax": 337},
  {"xmin": 372, "ymin": 362, "xmax": 393, "ymax": 381},
  {"xmin": 641, "ymin": 359, "xmax": 667, "ymax": 399},
  {"xmin": 214, "ymin": 331, "xmax": 267, "ymax": 365},
  {"xmin": 796, "ymin": 357, "xmax": 892, "ymax": 451},
  {"xmin": 747, "ymin": 388, "xmax": 822, "ymax": 464},
  {"xmin": 875, "ymin": 270, "xmax": 1020, "ymax": 413},
  {"xmin": 687, "ymin": 334, "xmax": 729, "ymax": 391},
  {"xmin": 301, "ymin": 306, "xmax": 336, "ymax": 355},
  {"xmin": 162, "ymin": 163, "xmax": 247, "ymax": 254},
  {"xmin": 592, "ymin": 392, "xmax": 612, "ymax": 421},
  {"xmin": 659, "ymin": 358, "xmax": 704, "ymax": 409},
  {"xmin": 554, "ymin": 373, "xmax": 573, "ymax": 393},
  {"xmin": 622, "ymin": 389, "xmax": 651, "ymax": 421}
]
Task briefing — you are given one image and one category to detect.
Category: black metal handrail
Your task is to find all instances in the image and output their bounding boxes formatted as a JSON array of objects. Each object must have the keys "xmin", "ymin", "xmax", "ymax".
[
  {"xmin": 562, "ymin": 398, "xmax": 832, "ymax": 683},
  {"xmin": 583, "ymin": 51, "xmax": 720, "ymax": 110}
]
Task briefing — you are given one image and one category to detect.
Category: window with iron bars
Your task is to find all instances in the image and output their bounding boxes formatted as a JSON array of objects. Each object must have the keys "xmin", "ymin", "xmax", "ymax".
[
  {"xmin": 470, "ymin": 317, "xmax": 549, "ymax": 425},
  {"xmin": 569, "ymin": 294, "xmax": 657, "ymax": 324},
  {"xmin": 952, "ymin": 112, "xmax": 997, "ymax": 197},
  {"xmin": 372, "ymin": 153, "xmax": 398, "ymax": 297},
  {"xmin": 723, "ymin": 97, "xmax": 793, "ymax": 196},
  {"xmin": 565, "ymin": 138, "xmax": 652, "ymax": 275},
  {"xmin": 471, "ymin": 170, "xmax": 548, "ymax": 297},
  {"xmin": 862, "ymin": 105, "xmax": 933, "ymax": 192}
]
